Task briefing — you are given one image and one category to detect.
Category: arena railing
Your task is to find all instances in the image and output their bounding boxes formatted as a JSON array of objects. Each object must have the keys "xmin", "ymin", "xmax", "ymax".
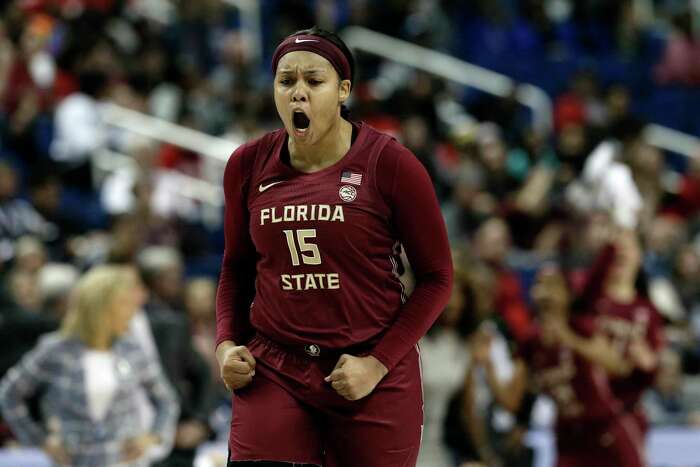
[
  {"xmin": 93, "ymin": 147, "xmax": 225, "ymax": 208},
  {"xmin": 101, "ymin": 104, "xmax": 239, "ymax": 164},
  {"xmin": 99, "ymin": 27, "xmax": 700, "ymax": 213},
  {"xmin": 341, "ymin": 26, "xmax": 700, "ymax": 159},
  {"xmin": 99, "ymin": 104, "xmax": 234, "ymax": 224}
]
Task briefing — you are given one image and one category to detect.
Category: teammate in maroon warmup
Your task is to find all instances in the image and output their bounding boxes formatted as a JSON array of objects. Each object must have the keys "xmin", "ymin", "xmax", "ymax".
[
  {"xmin": 215, "ymin": 27, "xmax": 452, "ymax": 467},
  {"xmin": 503, "ymin": 267, "xmax": 645, "ymax": 467},
  {"xmin": 582, "ymin": 230, "xmax": 664, "ymax": 436}
]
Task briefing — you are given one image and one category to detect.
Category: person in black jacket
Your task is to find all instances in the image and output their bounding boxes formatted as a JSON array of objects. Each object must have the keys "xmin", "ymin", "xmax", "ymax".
[{"xmin": 138, "ymin": 246, "xmax": 214, "ymax": 466}]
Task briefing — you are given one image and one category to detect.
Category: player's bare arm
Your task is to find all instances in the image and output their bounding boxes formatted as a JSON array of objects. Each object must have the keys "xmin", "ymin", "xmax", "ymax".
[{"xmin": 548, "ymin": 319, "xmax": 632, "ymax": 377}]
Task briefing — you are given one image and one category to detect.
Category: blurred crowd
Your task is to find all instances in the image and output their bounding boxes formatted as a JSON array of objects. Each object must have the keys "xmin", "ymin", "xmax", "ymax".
[{"xmin": 1, "ymin": 0, "xmax": 700, "ymax": 466}]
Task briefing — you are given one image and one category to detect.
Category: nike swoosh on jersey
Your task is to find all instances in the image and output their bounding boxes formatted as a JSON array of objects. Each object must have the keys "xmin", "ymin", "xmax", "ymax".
[
  {"xmin": 295, "ymin": 38, "xmax": 318, "ymax": 43},
  {"xmin": 259, "ymin": 181, "xmax": 284, "ymax": 192}
]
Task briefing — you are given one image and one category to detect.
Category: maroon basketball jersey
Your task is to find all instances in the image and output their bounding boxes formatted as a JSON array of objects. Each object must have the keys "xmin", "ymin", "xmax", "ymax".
[
  {"xmin": 242, "ymin": 123, "xmax": 407, "ymax": 348},
  {"xmin": 521, "ymin": 316, "xmax": 622, "ymax": 428},
  {"xmin": 594, "ymin": 296, "xmax": 664, "ymax": 409}
]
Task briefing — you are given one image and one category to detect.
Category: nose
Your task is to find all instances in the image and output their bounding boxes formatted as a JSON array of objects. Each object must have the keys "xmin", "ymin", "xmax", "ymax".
[{"xmin": 291, "ymin": 82, "xmax": 309, "ymax": 102}]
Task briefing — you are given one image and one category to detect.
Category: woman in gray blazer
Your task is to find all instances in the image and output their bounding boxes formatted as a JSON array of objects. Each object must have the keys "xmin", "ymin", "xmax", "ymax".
[{"xmin": 0, "ymin": 265, "xmax": 180, "ymax": 466}]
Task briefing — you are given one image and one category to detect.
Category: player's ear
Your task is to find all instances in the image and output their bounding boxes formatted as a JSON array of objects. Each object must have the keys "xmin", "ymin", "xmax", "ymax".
[{"xmin": 338, "ymin": 79, "xmax": 351, "ymax": 104}]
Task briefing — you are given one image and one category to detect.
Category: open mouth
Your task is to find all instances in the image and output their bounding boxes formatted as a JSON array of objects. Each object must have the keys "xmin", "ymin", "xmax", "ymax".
[{"xmin": 292, "ymin": 110, "xmax": 310, "ymax": 133}]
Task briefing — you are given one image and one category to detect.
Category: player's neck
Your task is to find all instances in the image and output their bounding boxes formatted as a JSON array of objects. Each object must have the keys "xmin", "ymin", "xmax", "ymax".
[{"xmin": 289, "ymin": 118, "xmax": 352, "ymax": 173}]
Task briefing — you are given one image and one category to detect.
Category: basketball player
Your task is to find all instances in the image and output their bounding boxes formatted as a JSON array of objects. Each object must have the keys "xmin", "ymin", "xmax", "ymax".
[
  {"xmin": 503, "ymin": 267, "xmax": 645, "ymax": 467},
  {"xmin": 215, "ymin": 27, "xmax": 452, "ymax": 467}
]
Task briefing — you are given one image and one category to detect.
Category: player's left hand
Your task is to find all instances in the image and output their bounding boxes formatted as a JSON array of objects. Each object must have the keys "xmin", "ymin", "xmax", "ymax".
[
  {"xmin": 325, "ymin": 354, "xmax": 388, "ymax": 401},
  {"xmin": 629, "ymin": 337, "xmax": 657, "ymax": 372}
]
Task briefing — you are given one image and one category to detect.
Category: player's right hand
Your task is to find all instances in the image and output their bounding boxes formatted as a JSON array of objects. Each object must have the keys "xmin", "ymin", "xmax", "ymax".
[{"xmin": 219, "ymin": 345, "xmax": 257, "ymax": 391}]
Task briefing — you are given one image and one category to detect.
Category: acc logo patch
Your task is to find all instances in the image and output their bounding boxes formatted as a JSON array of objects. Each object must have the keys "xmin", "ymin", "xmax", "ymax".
[{"xmin": 339, "ymin": 185, "xmax": 357, "ymax": 202}]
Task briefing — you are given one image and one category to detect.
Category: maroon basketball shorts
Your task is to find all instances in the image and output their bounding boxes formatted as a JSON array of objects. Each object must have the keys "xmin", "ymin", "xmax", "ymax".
[
  {"xmin": 555, "ymin": 414, "xmax": 646, "ymax": 467},
  {"xmin": 229, "ymin": 333, "xmax": 423, "ymax": 467}
]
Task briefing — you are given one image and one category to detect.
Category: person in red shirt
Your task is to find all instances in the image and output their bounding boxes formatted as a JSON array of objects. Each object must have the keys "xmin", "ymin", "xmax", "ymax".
[
  {"xmin": 473, "ymin": 217, "xmax": 537, "ymax": 344},
  {"xmin": 502, "ymin": 267, "xmax": 645, "ymax": 467},
  {"xmin": 530, "ymin": 225, "xmax": 661, "ymax": 467},
  {"xmin": 214, "ymin": 27, "xmax": 453, "ymax": 467},
  {"xmin": 555, "ymin": 225, "xmax": 663, "ymax": 455},
  {"xmin": 589, "ymin": 229, "xmax": 664, "ymax": 437}
]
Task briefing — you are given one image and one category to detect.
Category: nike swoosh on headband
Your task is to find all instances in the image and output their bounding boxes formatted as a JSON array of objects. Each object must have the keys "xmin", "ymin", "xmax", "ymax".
[
  {"xmin": 295, "ymin": 38, "xmax": 319, "ymax": 43},
  {"xmin": 259, "ymin": 181, "xmax": 284, "ymax": 192}
]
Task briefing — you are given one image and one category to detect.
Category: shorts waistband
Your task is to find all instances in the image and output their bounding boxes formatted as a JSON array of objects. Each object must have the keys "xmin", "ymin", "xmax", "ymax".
[{"xmin": 253, "ymin": 332, "xmax": 376, "ymax": 360}]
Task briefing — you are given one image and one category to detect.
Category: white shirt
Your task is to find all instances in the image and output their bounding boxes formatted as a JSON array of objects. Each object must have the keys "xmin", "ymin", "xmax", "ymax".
[
  {"xmin": 417, "ymin": 329, "xmax": 469, "ymax": 467},
  {"xmin": 83, "ymin": 351, "xmax": 117, "ymax": 422},
  {"xmin": 51, "ymin": 93, "xmax": 105, "ymax": 164}
]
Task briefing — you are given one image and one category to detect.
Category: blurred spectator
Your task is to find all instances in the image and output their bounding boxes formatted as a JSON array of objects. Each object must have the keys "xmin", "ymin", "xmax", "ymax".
[
  {"xmin": 36, "ymin": 262, "xmax": 79, "ymax": 320},
  {"xmin": 442, "ymin": 151, "xmax": 494, "ymax": 240},
  {"xmin": 506, "ymin": 128, "xmax": 558, "ymax": 186},
  {"xmin": 644, "ymin": 214, "xmax": 686, "ymax": 279},
  {"xmin": 555, "ymin": 123, "xmax": 590, "ymax": 181},
  {"xmin": 476, "ymin": 123, "xmax": 521, "ymax": 201},
  {"xmin": 50, "ymin": 70, "xmax": 110, "ymax": 191},
  {"xmin": 654, "ymin": 11, "xmax": 700, "ymax": 86},
  {"xmin": 6, "ymin": 268, "xmax": 41, "ymax": 313},
  {"xmin": 627, "ymin": 143, "xmax": 665, "ymax": 229},
  {"xmin": 184, "ymin": 277, "xmax": 223, "ymax": 395},
  {"xmin": 644, "ymin": 348, "xmax": 700, "ymax": 426},
  {"xmin": 553, "ymin": 71, "xmax": 605, "ymax": 132},
  {"xmin": 669, "ymin": 154, "xmax": 700, "ymax": 219},
  {"xmin": 0, "ymin": 265, "xmax": 179, "ymax": 466},
  {"xmin": 400, "ymin": 114, "xmax": 442, "ymax": 195},
  {"xmin": 474, "ymin": 217, "xmax": 536, "ymax": 343},
  {"xmin": 0, "ymin": 20, "xmax": 14, "ymax": 103},
  {"xmin": 673, "ymin": 244, "xmax": 700, "ymax": 312},
  {"xmin": 0, "ymin": 161, "xmax": 54, "ymax": 264},
  {"xmin": 13, "ymin": 235, "xmax": 47, "ymax": 274},
  {"xmin": 29, "ymin": 172, "xmax": 86, "ymax": 240},
  {"xmin": 444, "ymin": 322, "xmax": 532, "ymax": 467},
  {"xmin": 138, "ymin": 247, "xmax": 214, "ymax": 467},
  {"xmin": 0, "ymin": 271, "xmax": 57, "ymax": 379},
  {"xmin": 418, "ymin": 266, "xmax": 474, "ymax": 467},
  {"xmin": 139, "ymin": 246, "xmax": 185, "ymax": 312},
  {"xmin": 107, "ymin": 214, "xmax": 147, "ymax": 264}
]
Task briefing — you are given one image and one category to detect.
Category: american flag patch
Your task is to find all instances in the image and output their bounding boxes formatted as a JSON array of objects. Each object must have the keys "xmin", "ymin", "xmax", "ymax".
[{"xmin": 341, "ymin": 171, "xmax": 362, "ymax": 185}]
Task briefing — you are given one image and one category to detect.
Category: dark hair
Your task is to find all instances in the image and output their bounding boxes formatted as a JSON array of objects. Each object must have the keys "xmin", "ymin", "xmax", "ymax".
[
  {"xmin": 290, "ymin": 26, "xmax": 355, "ymax": 118},
  {"xmin": 78, "ymin": 70, "xmax": 108, "ymax": 98}
]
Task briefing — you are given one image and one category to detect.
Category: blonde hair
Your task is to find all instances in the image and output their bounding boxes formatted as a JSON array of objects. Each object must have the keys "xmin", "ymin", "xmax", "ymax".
[{"xmin": 61, "ymin": 265, "xmax": 138, "ymax": 347}]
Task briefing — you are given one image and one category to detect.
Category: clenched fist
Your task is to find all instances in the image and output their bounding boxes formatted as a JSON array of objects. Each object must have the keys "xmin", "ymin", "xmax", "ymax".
[
  {"xmin": 325, "ymin": 354, "xmax": 388, "ymax": 401},
  {"xmin": 216, "ymin": 341, "xmax": 257, "ymax": 391}
]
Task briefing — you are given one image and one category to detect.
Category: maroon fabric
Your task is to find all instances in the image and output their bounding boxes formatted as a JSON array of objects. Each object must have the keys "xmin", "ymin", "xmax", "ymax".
[
  {"xmin": 555, "ymin": 414, "xmax": 645, "ymax": 467},
  {"xmin": 215, "ymin": 122, "xmax": 452, "ymax": 371},
  {"xmin": 494, "ymin": 267, "xmax": 536, "ymax": 344},
  {"xmin": 594, "ymin": 295, "xmax": 665, "ymax": 410},
  {"xmin": 519, "ymin": 316, "xmax": 622, "ymax": 427},
  {"xmin": 271, "ymin": 34, "xmax": 351, "ymax": 82},
  {"xmin": 569, "ymin": 243, "xmax": 663, "ymax": 433},
  {"xmin": 229, "ymin": 334, "xmax": 422, "ymax": 466},
  {"xmin": 215, "ymin": 140, "xmax": 257, "ymax": 346}
]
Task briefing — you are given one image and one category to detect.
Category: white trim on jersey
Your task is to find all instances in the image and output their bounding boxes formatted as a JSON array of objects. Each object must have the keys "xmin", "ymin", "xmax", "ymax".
[
  {"xmin": 390, "ymin": 241, "xmax": 408, "ymax": 304},
  {"xmin": 416, "ymin": 343, "xmax": 425, "ymax": 449}
]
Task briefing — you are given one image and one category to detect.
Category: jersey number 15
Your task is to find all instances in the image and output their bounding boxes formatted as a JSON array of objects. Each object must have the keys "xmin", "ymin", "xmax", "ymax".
[{"xmin": 283, "ymin": 229, "xmax": 322, "ymax": 266}]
